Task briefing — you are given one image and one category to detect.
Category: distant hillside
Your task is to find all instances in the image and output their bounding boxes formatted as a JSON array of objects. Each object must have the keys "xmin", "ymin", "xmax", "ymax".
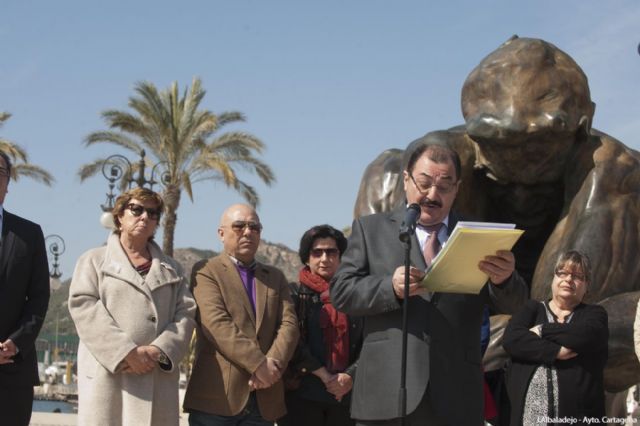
[
  {"xmin": 174, "ymin": 238, "xmax": 301, "ymax": 283},
  {"xmin": 43, "ymin": 239, "xmax": 301, "ymax": 341}
]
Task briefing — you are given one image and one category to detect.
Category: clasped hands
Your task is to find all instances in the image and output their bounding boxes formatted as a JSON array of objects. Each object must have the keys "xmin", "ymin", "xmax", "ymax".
[
  {"xmin": 119, "ymin": 345, "xmax": 163, "ymax": 374},
  {"xmin": 0, "ymin": 339, "xmax": 17, "ymax": 365},
  {"xmin": 392, "ymin": 250, "xmax": 516, "ymax": 299},
  {"xmin": 248, "ymin": 357, "xmax": 282, "ymax": 390},
  {"xmin": 314, "ymin": 367, "xmax": 353, "ymax": 402}
]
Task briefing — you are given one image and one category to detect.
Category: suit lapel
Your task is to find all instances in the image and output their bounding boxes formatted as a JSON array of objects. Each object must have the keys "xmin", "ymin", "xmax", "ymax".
[
  {"xmin": 447, "ymin": 212, "xmax": 460, "ymax": 236},
  {"xmin": 390, "ymin": 206, "xmax": 428, "ymax": 271},
  {"xmin": 0, "ymin": 211, "xmax": 16, "ymax": 278},
  {"xmin": 220, "ymin": 255, "xmax": 256, "ymax": 325},
  {"xmin": 390, "ymin": 206, "xmax": 433, "ymax": 301},
  {"xmin": 431, "ymin": 211, "xmax": 461, "ymax": 304},
  {"xmin": 254, "ymin": 265, "xmax": 268, "ymax": 332}
]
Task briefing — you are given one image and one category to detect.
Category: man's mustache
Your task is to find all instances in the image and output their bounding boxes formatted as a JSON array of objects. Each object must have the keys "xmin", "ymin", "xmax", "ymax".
[{"xmin": 419, "ymin": 198, "xmax": 442, "ymax": 208}]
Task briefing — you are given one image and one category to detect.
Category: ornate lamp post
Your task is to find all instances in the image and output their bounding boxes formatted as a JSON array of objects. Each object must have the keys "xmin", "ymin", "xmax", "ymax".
[
  {"xmin": 99, "ymin": 150, "xmax": 170, "ymax": 229},
  {"xmin": 45, "ymin": 234, "xmax": 65, "ymax": 291}
]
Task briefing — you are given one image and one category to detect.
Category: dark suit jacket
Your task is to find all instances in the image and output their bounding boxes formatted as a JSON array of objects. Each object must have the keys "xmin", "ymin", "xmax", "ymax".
[
  {"xmin": 502, "ymin": 300, "xmax": 608, "ymax": 425},
  {"xmin": 0, "ymin": 210, "xmax": 50, "ymax": 387},
  {"xmin": 330, "ymin": 206, "xmax": 528, "ymax": 425}
]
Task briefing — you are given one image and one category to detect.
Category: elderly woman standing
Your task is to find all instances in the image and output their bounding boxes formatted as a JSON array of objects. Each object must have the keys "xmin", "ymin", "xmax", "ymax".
[
  {"xmin": 280, "ymin": 225, "xmax": 363, "ymax": 426},
  {"xmin": 69, "ymin": 188, "xmax": 196, "ymax": 426},
  {"xmin": 503, "ymin": 250, "xmax": 608, "ymax": 425}
]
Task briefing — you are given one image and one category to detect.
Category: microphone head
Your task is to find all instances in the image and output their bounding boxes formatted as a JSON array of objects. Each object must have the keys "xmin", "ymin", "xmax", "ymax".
[
  {"xmin": 399, "ymin": 203, "xmax": 421, "ymax": 242},
  {"xmin": 407, "ymin": 203, "xmax": 420, "ymax": 215}
]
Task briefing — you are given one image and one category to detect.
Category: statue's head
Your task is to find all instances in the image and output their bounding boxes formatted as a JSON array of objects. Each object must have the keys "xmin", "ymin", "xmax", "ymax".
[{"xmin": 462, "ymin": 36, "xmax": 595, "ymax": 184}]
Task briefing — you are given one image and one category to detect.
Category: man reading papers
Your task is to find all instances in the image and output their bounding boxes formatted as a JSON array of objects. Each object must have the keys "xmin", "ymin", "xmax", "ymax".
[{"xmin": 331, "ymin": 142, "xmax": 528, "ymax": 426}]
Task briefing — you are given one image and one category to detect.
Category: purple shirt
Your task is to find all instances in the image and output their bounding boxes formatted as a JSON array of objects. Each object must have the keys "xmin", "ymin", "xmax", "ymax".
[{"xmin": 234, "ymin": 261, "xmax": 257, "ymax": 315}]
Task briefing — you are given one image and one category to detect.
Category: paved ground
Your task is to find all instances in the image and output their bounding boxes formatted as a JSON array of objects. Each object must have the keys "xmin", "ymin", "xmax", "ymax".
[
  {"xmin": 30, "ymin": 388, "xmax": 190, "ymax": 425},
  {"xmin": 29, "ymin": 390, "xmax": 640, "ymax": 425},
  {"xmin": 29, "ymin": 411, "xmax": 640, "ymax": 426},
  {"xmin": 30, "ymin": 412, "xmax": 190, "ymax": 425}
]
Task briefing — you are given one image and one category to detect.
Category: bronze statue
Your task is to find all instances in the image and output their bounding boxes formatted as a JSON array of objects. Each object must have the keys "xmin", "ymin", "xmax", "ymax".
[{"xmin": 354, "ymin": 36, "xmax": 640, "ymax": 392}]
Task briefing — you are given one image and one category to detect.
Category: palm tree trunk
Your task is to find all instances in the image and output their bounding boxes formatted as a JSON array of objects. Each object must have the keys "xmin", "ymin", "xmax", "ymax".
[{"xmin": 162, "ymin": 184, "xmax": 181, "ymax": 257}]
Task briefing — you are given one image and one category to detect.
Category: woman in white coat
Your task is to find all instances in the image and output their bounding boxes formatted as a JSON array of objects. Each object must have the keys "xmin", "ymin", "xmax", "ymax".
[{"xmin": 69, "ymin": 187, "xmax": 196, "ymax": 426}]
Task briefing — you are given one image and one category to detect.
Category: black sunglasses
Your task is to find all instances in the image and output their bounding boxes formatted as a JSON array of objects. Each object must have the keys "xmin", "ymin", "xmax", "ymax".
[
  {"xmin": 230, "ymin": 220, "xmax": 263, "ymax": 233},
  {"xmin": 310, "ymin": 248, "xmax": 339, "ymax": 258},
  {"xmin": 125, "ymin": 203, "xmax": 162, "ymax": 220}
]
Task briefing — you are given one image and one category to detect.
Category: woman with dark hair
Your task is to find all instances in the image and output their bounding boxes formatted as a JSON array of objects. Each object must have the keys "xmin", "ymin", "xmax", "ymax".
[
  {"xmin": 68, "ymin": 187, "xmax": 196, "ymax": 426},
  {"xmin": 503, "ymin": 250, "xmax": 608, "ymax": 425},
  {"xmin": 280, "ymin": 225, "xmax": 363, "ymax": 426}
]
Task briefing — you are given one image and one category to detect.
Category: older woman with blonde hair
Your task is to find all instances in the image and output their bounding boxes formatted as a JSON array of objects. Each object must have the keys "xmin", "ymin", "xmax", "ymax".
[
  {"xmin": 503, "ymin": 250, "xmax": 608, "ymax": 425},
  {"xmin": 69, "ymin": 187, "xmax": 196, "ymax": 426}
]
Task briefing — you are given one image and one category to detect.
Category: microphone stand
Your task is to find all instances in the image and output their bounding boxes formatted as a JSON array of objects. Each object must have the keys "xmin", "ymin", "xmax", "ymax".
[
  {"xmin": 397, "ymin": 203, "xmax": 419, "ymax": 425},
  {"xmin": 399, "ymin": 235, "xmax": 411, "ymax": 425}
]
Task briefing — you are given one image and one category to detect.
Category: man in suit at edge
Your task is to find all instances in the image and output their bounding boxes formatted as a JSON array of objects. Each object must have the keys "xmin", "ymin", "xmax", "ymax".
[
  {"xmin": 0, "ymin": 151, "xmax": 50, "ymax": 426},
  {"xmin": 184, "ymin": 203, "xmax": 299, "ymax": 425},
  {"xmin": 330, "ymin": 142, "xmax": 528, "ymax": 425}
]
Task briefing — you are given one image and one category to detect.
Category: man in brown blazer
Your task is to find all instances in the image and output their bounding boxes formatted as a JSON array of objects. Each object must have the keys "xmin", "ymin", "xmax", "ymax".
[{"xmin": 184, "ymin": 203, "xmax": 299, "ymax": 425}]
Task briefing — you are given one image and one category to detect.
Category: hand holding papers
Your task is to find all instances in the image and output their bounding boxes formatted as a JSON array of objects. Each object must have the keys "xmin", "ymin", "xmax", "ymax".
[{"xmin": 420, "ymin": 222, "xmax": 524, "ymax": 294}]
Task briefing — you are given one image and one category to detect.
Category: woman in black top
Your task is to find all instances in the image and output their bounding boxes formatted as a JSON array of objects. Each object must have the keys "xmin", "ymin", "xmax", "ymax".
[
  {"xmin": 503, "ymin": 250, "xmax": 608, "ymax": 425},
  {"xmin": 280, "ymin": 225, "xmax": 363, "ymax": 426}
]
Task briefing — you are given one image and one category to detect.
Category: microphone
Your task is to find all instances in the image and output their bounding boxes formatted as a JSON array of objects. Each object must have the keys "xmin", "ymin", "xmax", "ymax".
[{"xmin": 398, "ymin": 203, "xmax": 421, "ymax": 242}]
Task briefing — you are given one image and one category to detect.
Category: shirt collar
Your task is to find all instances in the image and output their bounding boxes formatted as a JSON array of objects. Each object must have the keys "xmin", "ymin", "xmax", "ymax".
[{"xmin": 227, "ymin": 254, "xmax": 257, "ymax": 271}]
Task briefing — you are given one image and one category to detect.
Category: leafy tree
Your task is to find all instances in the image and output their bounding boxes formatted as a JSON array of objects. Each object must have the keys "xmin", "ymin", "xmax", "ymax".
[
  {"xmin": 0, "ymin": 112, "xmax": 54, "ymax": 185},
  {"xmin": 78, "ymin": 78, "xmax": 275, "ymax": 256}
]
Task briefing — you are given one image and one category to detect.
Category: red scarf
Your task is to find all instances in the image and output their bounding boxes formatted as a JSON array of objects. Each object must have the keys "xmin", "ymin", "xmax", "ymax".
[{"xmin": 299, "ymin": 267, "xmax": 349, "ymax": 373}]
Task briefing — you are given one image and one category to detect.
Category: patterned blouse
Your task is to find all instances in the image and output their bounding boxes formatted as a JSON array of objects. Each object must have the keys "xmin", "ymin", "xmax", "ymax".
[{"xmin": 522, "ymin": 301, "xmax": 575, "ymax": 425}]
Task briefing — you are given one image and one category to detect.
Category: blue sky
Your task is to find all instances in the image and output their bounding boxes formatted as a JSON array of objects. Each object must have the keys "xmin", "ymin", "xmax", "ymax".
[{"xmin": 2, "ymin": 1, "xmax": 639, "ymax": 279}]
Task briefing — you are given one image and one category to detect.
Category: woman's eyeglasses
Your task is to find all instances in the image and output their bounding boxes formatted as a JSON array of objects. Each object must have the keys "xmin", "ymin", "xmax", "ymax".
[
  {"xmin": 125, "ymin": 203, "xmax": 162, "ymax": 220},
  {"xmin": 230, "ymin": 220, "xmax": 263, "ymax": 233},
  {"xmin": 554, "ymin": 269, "xmax": 586, "ymax": 283},
  {"xmin": 310, "ymin": 248, "xmax": 339, "ymax": 258}
]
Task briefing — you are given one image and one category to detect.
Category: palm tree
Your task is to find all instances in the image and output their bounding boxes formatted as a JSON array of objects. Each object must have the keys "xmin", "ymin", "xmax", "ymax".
[
  {"xmin": 78, "ymin": 78, "xmax": 275, "ymax": 256},
  {"xmin": 0, "ymin": 112, "xmax": 54, "ymax": 185}
]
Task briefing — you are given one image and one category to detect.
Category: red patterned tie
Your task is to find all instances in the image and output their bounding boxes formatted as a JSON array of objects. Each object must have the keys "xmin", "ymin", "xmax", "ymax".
[{"xmin": 422, "ymin": 223, "xmax": 444, "ymax": 267}]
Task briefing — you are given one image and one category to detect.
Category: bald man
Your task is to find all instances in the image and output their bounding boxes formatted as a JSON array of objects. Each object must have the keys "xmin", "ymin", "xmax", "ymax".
[{"xmin": 184, "ymin": 204, "xmax": 299, "ymax": 426}]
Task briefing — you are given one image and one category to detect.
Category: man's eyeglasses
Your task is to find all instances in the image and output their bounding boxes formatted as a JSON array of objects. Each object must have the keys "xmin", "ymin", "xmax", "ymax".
[
  {"xmin": 125, "ymin": 203, "xmax": 162, "ymax": 220},
  {"xmin": 410, "ymin": 173, "xmax": 457, "ymax": 194},
  {"xmin": 230, "ymin": 220, "xmax": 263, "ymax": 233},
  {"xmin": 554, "ymin": 269, "xmax": 586, "ymax": 283},
  {"xmin": 310, "ymin": 248, "xmax": 339, "ymax": 258}
]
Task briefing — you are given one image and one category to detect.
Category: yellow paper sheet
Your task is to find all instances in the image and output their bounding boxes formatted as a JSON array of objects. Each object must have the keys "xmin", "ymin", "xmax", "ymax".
[{"xmin": 420, "ymin": 228, "xmax": 524, "ymax": 294}]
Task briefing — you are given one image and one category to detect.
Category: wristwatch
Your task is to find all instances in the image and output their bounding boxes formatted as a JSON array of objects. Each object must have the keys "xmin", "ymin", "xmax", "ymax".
[{"xmin": 157, "ymin": 351, "xmax": 170, "ymax": 365}]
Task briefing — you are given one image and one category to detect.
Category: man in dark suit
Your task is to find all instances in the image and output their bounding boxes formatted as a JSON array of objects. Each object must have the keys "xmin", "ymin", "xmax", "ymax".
[
  {"xmin": 331, "ymin": 142, "xmax": 528, "ymax": 425},
  {"xmin": 0, "ymin": 151, "xmax": 50, "ymax": 426}
]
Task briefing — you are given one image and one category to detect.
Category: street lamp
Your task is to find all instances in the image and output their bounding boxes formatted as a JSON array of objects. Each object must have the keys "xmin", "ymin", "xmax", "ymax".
[
  {"xmin": 99, "ymin": 150, "xmax": 170, "ymax": 229},
  {"xmin": 45, "ymin": 234, "xmax": 65, "ymax": 291}
]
